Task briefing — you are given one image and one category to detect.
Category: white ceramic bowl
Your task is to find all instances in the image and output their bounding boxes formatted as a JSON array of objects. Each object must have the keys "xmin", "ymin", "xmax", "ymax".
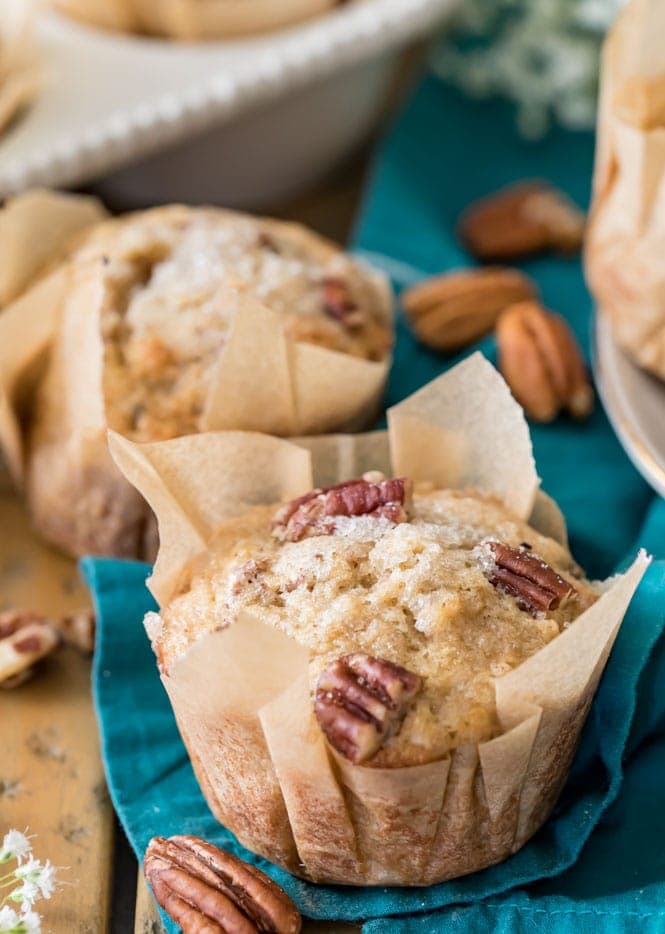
[
  {"xmin": 594, "ymin": 312, "xmax": 665, "ymax": 499},
  {"xmin": 0, "ymin": 0, "xmax": 458, "ymax": 209}
]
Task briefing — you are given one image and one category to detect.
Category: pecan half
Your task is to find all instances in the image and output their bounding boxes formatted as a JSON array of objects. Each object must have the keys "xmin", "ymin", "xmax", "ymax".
[
  {"xmin": 55, "ymin": 609, "xmax": 96, "ymax": 654},
  {"xmin": 481, "ymin": 541, "xmax": 576, "ymax": 616},
  {"xmin": 320, "ymin": 276, "xmax": 363, "ymax": 327},
  {"xmin": 0, "ymin": 610, "xmax": 60, "ymax": 688},
  {"xmin": 402, "ymin": 267, "xmax": 537, "ymax": 352},
  {"xmin": 144, "ymin": 835, "xmax": 301, "ymax": 934},
  {"xmin": 315, "ymin": 653, "xmax": 423, "ymax": 764},
  {"xmin": 272, "ymin": 475, "xmax": 412, "ymax": 543},
  {"xmin": 497, "ymin": 301, "xmax": 594, "ymax": 422},
  {"xmin": 459, "ymin": 182, "xmax": 585, "ymax": 261}
]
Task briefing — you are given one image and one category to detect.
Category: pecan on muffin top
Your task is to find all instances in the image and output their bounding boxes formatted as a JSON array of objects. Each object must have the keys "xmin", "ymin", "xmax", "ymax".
[{"xmin": 148, "ymin": 474, "xmax": 598, "ymax": 769}]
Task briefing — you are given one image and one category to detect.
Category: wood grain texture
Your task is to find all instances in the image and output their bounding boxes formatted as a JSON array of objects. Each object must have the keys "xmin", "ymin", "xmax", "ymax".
[
  {"xmin": 1, "ymin": 647, "xmax": 114, "ymax": 932},
  {"xmin": 134, "ymin": 873, "xmax": 162, "ymax": 934},
  {"xmin": 0, "ymin": 481, "xmax": 113, "ymax": 932}
]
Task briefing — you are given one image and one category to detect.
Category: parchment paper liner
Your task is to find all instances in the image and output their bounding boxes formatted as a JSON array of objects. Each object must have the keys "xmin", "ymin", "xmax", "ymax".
[
  {"xmin": 0, "ymin": 209, "xmax": 391, "ymax": 557},
  {"xmin": 0, "ymin": 2, "xmax": 42, "ymax": 137},
  {"xmin": 109, "ymin": 354, "xmax": 649, "ymax": 885},
  {"xmin": 0, "ymin": 190, "xmax": 106, "ymax": 308},
  {"xmin": 53, "ymin": 0, "xmax": 339, "ymax": 39},
  {"xmin": 586, "ymin": 0, "xmax": 665, "ymax": 379}
]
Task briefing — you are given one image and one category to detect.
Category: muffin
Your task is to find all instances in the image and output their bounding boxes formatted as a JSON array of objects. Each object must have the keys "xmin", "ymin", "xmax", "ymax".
[
  {"xmin": 109, "ymin": 355, "xmax": 648, "ymax": 885},
  {"xmin": 0, "ymin": 203, "xmax": 392, "ymax": 559},
  {"xmin": 586, "ymin": 1, "xmax": 665, "ymax": 380},
  {"xmin": 52, "ymin": 0, "xmax": 341, "ymax": 39},
  {"xmin": 156, "ymin": 481, "xmax": 598, "ymax": 767}
]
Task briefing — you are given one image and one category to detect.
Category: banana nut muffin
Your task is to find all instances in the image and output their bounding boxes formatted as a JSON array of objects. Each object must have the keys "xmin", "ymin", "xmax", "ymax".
[
  {"xmin": 148, "ymin": 473, "xmax": 599, "ymax": 769},
  {"xmin": 66, "ymin": 206, "xmax": 392, "ymax": 442}
]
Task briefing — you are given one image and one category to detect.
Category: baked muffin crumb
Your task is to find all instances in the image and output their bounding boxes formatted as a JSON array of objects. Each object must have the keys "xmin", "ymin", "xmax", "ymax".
[{"xmin": 154, "ymin": 484, "xmax": 598, "ymax": 767}]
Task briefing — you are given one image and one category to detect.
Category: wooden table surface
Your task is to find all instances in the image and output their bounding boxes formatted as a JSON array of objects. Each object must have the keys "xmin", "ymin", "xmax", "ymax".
[{"xmin": 0, "ymin": 143, "xmax": 388, "ymax": 934}]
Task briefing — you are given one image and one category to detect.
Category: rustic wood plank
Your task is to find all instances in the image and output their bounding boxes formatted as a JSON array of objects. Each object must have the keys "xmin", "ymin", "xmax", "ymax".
[
  {"xmin": 134, "ymin": 873, "xmax": 163, "ymax": 934},
  {"xmin": 0, "ymin": 481, "xmax": 114, "ymax": 933}
]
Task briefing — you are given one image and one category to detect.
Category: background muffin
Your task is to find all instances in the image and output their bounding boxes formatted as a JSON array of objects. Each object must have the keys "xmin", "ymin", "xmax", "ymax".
[{"xmin": 0, "ymin": 203, "xmax": 392, "ymax": 559}]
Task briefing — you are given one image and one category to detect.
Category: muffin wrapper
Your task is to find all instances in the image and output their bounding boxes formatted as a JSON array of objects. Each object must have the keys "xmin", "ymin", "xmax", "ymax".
[
  {"xmin": 109, "ymin": 354, "xmax": 649, "ymax": 884},
  {"xmin": 0, "ymin": 199, "xmax": 391, "ymax": 557},
  {"xmin": 586, "ymin": 0, "xmax": 665, "ymax": 378},
  {"xmin": 0, "ymin": 2, "xmax": 42, "ymax": 137},
  {"xmin": 0, "ymin": 190, "xmax": 106, "ymax": 308},
  {"xmin": 54, "ymin": 0, "xmax": 339, "ymax": 39}
]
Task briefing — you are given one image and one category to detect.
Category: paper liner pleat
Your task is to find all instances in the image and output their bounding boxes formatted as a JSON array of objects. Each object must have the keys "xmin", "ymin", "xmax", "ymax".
[
  {"xmin": 164, "ymin": 611, "xmax": 309, "ymax": 869},
  {"xmin": 259, "ymin": 675, "xmax": 361, "ymax": 883},
  {"xmin": 202, "ymin": 295, "xmax": 390, "ymax": 438},
  {"xmin": 495, "ymin": 552, "xmax": 649, "ymax": 845},
  {"xmin": 333, "ymin": 752, "xmax": 451, "ymax": 885},
  {"xmin": 109, "ymin": 431, "xmax": 312, "ymax": 605},
  {"xmin": 387, "ymin": 353, "xmax": 539, "ymax": 520},
  {"xmin": 202, "ymin": 299, "xmax": 299, "ymax": 437},
  {"xmin": 291, "ymin": 342, "xmax": 387, "ymax": 435},
  {"xmin": 0, "ymin": 190, "xmax": 106, "ymax": 307},
  {"xmin": 0, "ymin": 269, "xmax": 70, "ymax": 482}
]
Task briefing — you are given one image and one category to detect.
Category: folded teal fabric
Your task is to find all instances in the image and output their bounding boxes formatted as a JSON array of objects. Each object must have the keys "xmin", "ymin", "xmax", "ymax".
[{"xmin": 86, "ymin": 76, "xmax": 665, "ymax": 932}]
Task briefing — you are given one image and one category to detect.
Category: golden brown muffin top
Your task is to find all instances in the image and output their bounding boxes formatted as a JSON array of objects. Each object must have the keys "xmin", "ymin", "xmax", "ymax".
[
  {"xmin": 66, "ymin": 205, "xmax": 392, "ymax": 441},
  {"xmin": 148, "ymin": 477, "xmax": 598, "ymax": 768}
]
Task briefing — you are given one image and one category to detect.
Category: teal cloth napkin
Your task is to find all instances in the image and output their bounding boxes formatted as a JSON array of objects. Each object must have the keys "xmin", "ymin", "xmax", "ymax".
[{"xmin": 85, "ymin": 76, "xmax": 665, "ymax": 932}]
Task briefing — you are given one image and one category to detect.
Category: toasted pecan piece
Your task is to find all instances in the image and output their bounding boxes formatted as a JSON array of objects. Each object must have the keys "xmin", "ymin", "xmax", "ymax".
[
  {"xmin": 272, "ymin": 475, "xmax": 412, "ymax": 543},
  {"xmin": 0, "ymin": 610, "xmax": 60, "ymax": 688},
  {"xmin": 402, "ymin": 267, "xmax": 537, "ymax": 352},
  {"xmin": 459, "ymin": 181, "xmax": 585, "ymax": 261},
  {"xmin": 320, "ymin": 276, "xmax": 363, "ymax": 328},
  {"xmin": 497, "ymin": 300, "xmax": 593, "ymax": 422},
  {"xmin": 144, "ymin": 835, "xmax": 301, "ymax": 934},
  {"xmin": 481, "ymin": 541, "xmax": 576, "ymax": 616},
  {"xmin": 315, "ymin": 653, "xmax": 423, "ymax": 764}
]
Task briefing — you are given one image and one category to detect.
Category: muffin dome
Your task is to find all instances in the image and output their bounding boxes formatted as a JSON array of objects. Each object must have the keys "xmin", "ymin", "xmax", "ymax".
[
  {"xmin": 152, "ymin": 478, "xmax": 598, "ymax": 768},
  {"xmin": 4, "ymin": 204, "xmax": 391, "ymax": 559}
]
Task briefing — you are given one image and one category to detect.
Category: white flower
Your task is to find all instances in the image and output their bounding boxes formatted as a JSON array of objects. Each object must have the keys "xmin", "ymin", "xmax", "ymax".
[
  {"xmin": 14, "ymin": 860, "xmax": 55, "ymax": 902},
  {"xmin": 0, "ymin": 906, "xmax": 20, "ymax": 933},
  {"xmin": 34, "ymin": 864, "xmax": 54, "ymax": 901},
  {"xmin": 0, "ymin": 832, "xmax": 32, "ymax": 865},
  {"xmin": 8, "ymin": 880, "xmax": 39, "ymax": 912},
  {"xmin": 17, "ymin": 911, "xmax": 40, "ymax": 934},
  {"xmin": 432, "ymin": 0, "xmax": 628, "ymax": 137}
]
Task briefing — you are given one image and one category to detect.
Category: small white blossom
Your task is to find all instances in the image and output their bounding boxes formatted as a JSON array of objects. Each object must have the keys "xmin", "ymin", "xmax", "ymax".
[
  {"xmin": 17, "ymin": 911, "xmax": 40, "ymax": 934},
  {"xmin": 34, "ymin": 865, "xmax": 54, "ymax": 902},
  {"xmin": 0, "ymin": 832, "xmax": 56, "ymax": 932},
  {"xmin": 0, "ymin": 907, "xmax": 20, "ymax": 932},
  {"xmin": 433, "ymin": 0, "xmax": 628, "ymax": 137},
  {"xmin": 8, "ymin": 881, "xmax": 39, "ymax": 913},
  {"xmin": 13, "ymin": 861, "xmax": 54, "ymax": 902},
  {"xmin": 0, "ymin": 833, "xmax": 32, "ymax": 865}
]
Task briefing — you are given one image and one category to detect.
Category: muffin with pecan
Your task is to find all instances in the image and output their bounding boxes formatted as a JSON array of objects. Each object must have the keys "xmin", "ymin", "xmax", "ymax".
[
  {"xmin": 52, "ymin": 0, "xmax": 341, "ymax": 38},
  {"xmin": 110, "ymin": 357, "xmax": 647, "ymax": 886},
  {"xmin": 144, "ymin": 473, "xmax": 605, "ymax": 882},
  {"xmin": 1, "ymin": 204, "xmax": 391, "ymax": 559},
  {"xmin": 154, "ymin": 475, "xmax": 597, "ymax": 768}
]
